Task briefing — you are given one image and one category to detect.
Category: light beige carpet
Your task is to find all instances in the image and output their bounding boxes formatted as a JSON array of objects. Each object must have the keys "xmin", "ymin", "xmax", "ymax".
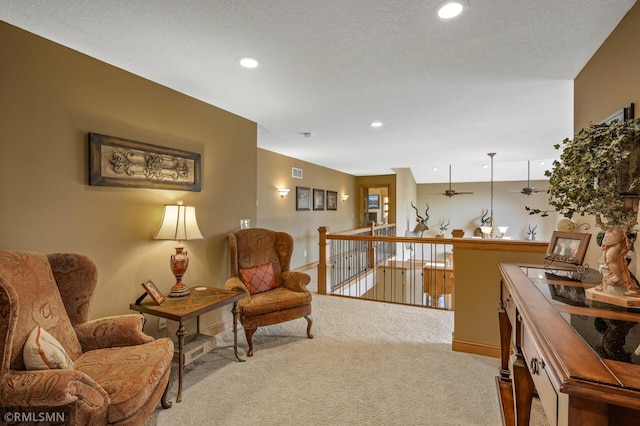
[{"xmin": 145, "ymin": 289, "xmax": 547, "ymax": 426}]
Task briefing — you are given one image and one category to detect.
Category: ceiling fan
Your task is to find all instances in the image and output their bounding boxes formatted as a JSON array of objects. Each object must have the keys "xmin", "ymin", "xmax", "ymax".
[
  {"xmin": 432, "ymin": 165, "xmax": 474, "ymax": 197},
  {"xmin": 508, "ymin": 161, "xmax": 548, "ymax": 196}
]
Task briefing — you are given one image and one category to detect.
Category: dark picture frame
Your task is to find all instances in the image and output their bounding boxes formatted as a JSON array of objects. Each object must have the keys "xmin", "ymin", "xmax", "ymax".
[
  {"xmin": 545, "ymin": 231, "xmax": 591, "ymax": 266},
  {"xmin": 313, "ymin": 189, "xmax": 325, "ymax": 210},
  {"xmin": 326, "ymin": 190, "xmax": 338, "ymax": 210},
  {"xmin": 89, "ymin": 133, "xmax": 201, "ymax": 191},
  {"xmin": 141, "ymin": 279, "xmax": 165, "ymax": 305},
  {"xmin": 368, "ymin": 194, "xmax": 380, "ymax": 209},
  {"xmin": 296, "ymin": 186, "xmax": 311, "ymax": 211},
  {"xmin": 599, "ymin": 103, "xmax": 634, "ymax": 125}
]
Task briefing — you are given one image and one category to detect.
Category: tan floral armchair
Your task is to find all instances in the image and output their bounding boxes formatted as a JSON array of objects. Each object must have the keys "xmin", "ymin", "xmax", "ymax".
[
  {"xmin": 0, "ymin": 250, "xmax": 174, "ymax": 425},
  {"xmin": 225, "ymin": 228, "xmax": 313, "ymax": 356}
]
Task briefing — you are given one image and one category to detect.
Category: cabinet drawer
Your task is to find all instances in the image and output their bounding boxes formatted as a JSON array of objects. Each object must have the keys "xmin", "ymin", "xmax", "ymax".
[{"xmin": 522, "ymin": 326, "xmax": 558, "ymax": 425}]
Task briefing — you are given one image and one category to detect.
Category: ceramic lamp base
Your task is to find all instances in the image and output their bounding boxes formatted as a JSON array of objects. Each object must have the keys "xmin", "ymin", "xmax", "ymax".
[
  {"xmin": 168, "ymin": 283, "xmax": 190, "ymax": 298},
  {"xmin": 168, "ymin": 245, "xmax": 190, "ymax": 297}
]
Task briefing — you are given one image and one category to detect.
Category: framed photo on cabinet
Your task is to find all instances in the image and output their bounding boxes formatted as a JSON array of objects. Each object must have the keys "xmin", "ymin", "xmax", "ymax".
[
  {"xmin": 545, "ymin": 231, "xmax": 591, "ymax": 266},
  {"xmin": 141, "ymin": 279, "xmax": 165, "ymax": 305}
]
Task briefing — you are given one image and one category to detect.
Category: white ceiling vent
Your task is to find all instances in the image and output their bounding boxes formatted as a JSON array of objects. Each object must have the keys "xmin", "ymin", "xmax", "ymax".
[{"xmin": 292, "ymin": 167, "xmax": 303, "ymax": 179}]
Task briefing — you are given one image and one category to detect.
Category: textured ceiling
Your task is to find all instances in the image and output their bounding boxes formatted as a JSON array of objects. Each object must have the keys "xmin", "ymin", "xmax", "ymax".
[{"xmin": 1, "ymin": 0, "xmax": 636, "ymax": 183}]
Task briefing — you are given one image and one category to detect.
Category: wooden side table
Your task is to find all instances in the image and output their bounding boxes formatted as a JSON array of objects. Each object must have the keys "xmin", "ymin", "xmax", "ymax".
[{"xmin": 130, "ymin": 286, "xmax": 245, "ymax": 403}]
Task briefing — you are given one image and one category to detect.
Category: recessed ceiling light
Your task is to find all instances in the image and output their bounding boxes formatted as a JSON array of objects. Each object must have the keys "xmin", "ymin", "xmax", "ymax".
[
  {"xmin": 370, "ymin": 121, "xmax": 383, "ymax": 128},
  {"xmin": 238, "ymin": 57, "xmax": 260, "ymax": 69},
  {"xmin": 437, "ymin": 1, "xmax": 469, "ymax": 20},
  {"xmin": 432, "ymin": 167, "xmax": 438, "ymax": 171}
]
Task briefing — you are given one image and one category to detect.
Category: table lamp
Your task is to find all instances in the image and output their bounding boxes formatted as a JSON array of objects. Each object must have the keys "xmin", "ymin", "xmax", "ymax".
[{"xmin": 154, "ymin": 201, "xmax": 203, "ymax": 297}]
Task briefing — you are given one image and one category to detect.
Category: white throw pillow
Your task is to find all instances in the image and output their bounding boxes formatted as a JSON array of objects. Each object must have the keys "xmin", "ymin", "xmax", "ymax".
[{"xmin": 23, "ymin": 326, "xmax": 74, "ymax": 370}]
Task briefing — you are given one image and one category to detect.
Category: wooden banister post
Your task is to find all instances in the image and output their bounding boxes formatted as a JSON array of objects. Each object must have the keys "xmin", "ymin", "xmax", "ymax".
[
  {"xmin": 317, "ymin": 226, "xmax": 328, "ymax": 295},
  {"xmin": 368, "ymin": 222, "xmax": 375, "ymax": 270}
]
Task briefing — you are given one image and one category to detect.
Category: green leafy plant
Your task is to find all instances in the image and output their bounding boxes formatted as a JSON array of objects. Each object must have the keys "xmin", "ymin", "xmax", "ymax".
[{"xmin": 527, "ymin": 117, "xmax": 640, "ymax": 229}]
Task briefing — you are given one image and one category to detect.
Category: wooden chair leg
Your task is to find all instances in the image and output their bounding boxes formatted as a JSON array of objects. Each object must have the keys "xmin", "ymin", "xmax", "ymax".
[
  {"xmin": 161, "ymin": 375, "xmax": 172, "ymax": 409},
  {"xmin": 245, "ymin": 327, "xmax": 257, "ymax": 357},
  {"xmin": 305, "ymin": 315, "xmax": 314, "ymax": 339}
]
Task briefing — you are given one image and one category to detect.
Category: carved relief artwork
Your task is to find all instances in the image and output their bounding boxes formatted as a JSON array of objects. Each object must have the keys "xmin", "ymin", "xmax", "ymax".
[{"xmin": 89, "ymin": 133, "xmax": 201, "ymax": 191}]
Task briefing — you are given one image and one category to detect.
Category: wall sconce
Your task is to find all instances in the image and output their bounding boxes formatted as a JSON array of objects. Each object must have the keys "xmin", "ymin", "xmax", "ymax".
[
  {"xmin": 341, "ymin": 194, "xmax": 349, "ymax": 202},
  {"xmin": 278, "ymin": 188, "xmax": 290, "ymax": 197},
  {"xmin": 154, "ymin": 201, "xmax": 203, "ymax": 298}
]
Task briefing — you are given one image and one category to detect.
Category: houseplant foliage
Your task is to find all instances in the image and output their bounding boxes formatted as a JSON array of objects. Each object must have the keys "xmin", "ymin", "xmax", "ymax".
[{"xmin": 529, "ymin": 117, "xmax": 640, "ymax": 295}]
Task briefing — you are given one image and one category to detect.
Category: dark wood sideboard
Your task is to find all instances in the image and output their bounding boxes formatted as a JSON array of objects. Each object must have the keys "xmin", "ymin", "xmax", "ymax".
[{"xmin": 497, "ymin": 262, "xmax": 640, "ymax": 425}]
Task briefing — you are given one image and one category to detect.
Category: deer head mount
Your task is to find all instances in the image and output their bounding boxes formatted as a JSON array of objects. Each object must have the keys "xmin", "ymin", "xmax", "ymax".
[
  {"xmin": 437, "ymin": 219, "xmax": 450, "ymax": 237},
  {"xmin": 480, "ymin": 210, "xmax": 491, "ymax": 226},
  {"xmin": 527, "ymin": 225, "xmax": 537, "ymax": 241},
  {"xmin": 411, "ymin": 202, "xmax": 429, "ymax": 234}
]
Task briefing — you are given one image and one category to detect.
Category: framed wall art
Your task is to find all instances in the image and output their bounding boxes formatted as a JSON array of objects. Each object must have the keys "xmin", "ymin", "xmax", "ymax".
[
  {"xmin": 326, "ymin": 190, "xmax": 338, "ymax": 210},
  {"xmin": 89, "ymin": 133, "xmax": 201, "ymax": 191},
  {"xmin": 313, "ymin": 189, "xmax": 325, "ymax": 210},
  {"xmin": 599, "ymin": 102, "xmax": 634, "ymax": 125},
  {"xmin": 368, "ymin": 194, "xmax": 380, "ymax": 209},
  {"xmin": 296, "ymin": 186, "xmax": 311, "ymax": 211},
  {"xmin": 545, "ymin": 231, "xmax": 591, "ymax": 266}
]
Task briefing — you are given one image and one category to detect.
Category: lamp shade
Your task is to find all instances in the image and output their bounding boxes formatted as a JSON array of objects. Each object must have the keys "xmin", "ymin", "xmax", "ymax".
[{"xmin": 154, "ymin": 203, "xmax": 203, "ymax": 241}]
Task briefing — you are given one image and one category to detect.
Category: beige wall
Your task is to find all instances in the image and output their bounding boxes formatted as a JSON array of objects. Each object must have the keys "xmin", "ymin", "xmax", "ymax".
[
  {"xmin": 452, "ymin": 241, "xmax": 547, "ymax": 355},
  {"xmin": 574, "ymin": 2, "xmax": 640, "ymax": 278},
  {"xmin": 0, "ymin": 22, "xmax": 257, "ymax": 331},
  {"xmin": 257, "ymin": 148, "xmax": 358, "ymax": 267},
  {"xmin": 574, "ymin": 3, "xmax": 640, "ymax": 132},
  {"xmin": 392, "ymin": 168, "xmax": 417, "ymax": 237}
]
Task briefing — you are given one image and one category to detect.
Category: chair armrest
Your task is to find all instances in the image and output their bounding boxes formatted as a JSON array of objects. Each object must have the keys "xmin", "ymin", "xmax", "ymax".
[
  {"xmin": 74, "ymin": 314, "xmax": 153, "ymax": 351},
  {"xmin": 225, "ymin": 277, "xmax": 251, "ymax": 297},
  {"xmin": 280, "ymin": 271, "xmax": 311, "ymax": 293},
  {"xmin": 0, "ymin": 369, "xmax": 109, "ymax": 409}
]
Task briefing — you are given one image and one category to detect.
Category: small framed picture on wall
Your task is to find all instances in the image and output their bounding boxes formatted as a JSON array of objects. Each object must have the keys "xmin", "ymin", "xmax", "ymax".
[
  {"xmin": 296, "ymin": 187, "xmax": 311, "ymax": 211},
  {"xmin": 313, "ymin": 189, "xmax": 325, "ymax": 210},
  {"xmin": 326, "ymin": 191, "xmax": 338, "ymax": 210}
]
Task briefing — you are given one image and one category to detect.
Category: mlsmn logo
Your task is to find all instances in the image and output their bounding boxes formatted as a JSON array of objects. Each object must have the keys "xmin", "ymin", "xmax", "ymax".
[{"xmin": 3, "ymin": 409, "xmax": 67, "ymax": 423}]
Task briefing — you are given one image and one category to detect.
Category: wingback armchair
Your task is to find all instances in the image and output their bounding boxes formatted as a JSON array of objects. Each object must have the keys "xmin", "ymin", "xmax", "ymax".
[
  {"xmin": 225, "ymin": 228, "xmax": 313, "ymax": 356},
  {"xmin": 0, "ymin": 250, "xmax": 174, "ymax": 425}
]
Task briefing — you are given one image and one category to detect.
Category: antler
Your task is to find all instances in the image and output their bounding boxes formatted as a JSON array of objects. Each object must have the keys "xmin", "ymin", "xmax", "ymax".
[
  {"xmin": 480, "ymin": 209, "xmax": 489, "ymax": 225},
  {"xmin": 411, "ymin": 202, "xmax": 424, "ymax": 222},
  {"xmin": 439, "ymin": 219, "xmax": 450, "ymax": 230},
  {"xmin": 424, "ymin": 203, "xmax": 430, "ymax": 223}
]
